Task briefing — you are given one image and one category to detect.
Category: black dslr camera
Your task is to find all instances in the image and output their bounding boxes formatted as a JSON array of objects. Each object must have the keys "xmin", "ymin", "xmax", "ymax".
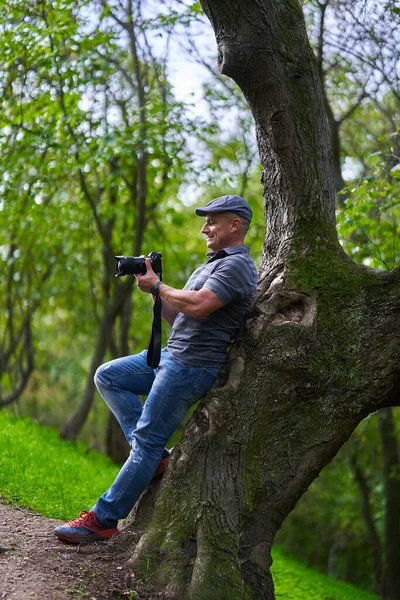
[{"xmin": 114, "ymin": 251, "xmax": 162, "ymax": 277}]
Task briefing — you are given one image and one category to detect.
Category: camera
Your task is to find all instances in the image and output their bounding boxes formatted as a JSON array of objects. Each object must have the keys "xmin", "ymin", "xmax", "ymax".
[{"xmin": 114, "ymin": 251, "xmax": 162, "ymax": 277}]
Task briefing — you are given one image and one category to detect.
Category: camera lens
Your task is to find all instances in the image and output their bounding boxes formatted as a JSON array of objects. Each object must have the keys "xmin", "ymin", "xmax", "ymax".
[{"xmin": 115, "ymin": 256, "xmax": 147, "ymax": 277}]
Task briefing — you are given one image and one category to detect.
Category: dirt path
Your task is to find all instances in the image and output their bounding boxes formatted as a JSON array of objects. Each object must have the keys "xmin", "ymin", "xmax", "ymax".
[{"xmin": 0, "ymin": 501, "xmax": 132, "ymax": 600}]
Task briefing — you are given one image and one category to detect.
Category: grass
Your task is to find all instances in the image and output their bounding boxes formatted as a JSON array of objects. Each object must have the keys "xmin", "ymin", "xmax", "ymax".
[
  {"xmin": 0, "ymin": 410, "xmax": 119, "ymax": 521},
  {"xmin": 271, "ymin": 547, "xmax": 378, "ymax": 600},
  {"xmin": 0, "ymin": 410, "xmax": 379, "ymax": 600}
]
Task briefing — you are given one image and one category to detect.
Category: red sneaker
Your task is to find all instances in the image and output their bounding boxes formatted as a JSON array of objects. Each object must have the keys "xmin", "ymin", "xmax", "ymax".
[
  {"xmin": 152, "ymin": 455, "xmax": 170, "ymax": 480},
  {"xmin": 54, "ymin": 510, "xmax": 119, "ymax": 544}
]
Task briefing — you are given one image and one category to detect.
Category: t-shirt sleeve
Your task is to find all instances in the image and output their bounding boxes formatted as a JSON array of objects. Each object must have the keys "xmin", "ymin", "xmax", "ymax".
[{"xmin": 203, "ymin": 257, "xmax": 255, "ymax": 305}]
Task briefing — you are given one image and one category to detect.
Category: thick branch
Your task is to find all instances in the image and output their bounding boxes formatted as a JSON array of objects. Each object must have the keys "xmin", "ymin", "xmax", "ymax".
[{"xmin": 201, "ymin": 0, "xmax": 336, "ymax": 260}]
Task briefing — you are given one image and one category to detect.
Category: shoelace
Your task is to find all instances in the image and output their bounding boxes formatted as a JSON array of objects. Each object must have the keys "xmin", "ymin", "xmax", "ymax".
[{"xmin": 68, "ymin": 510, "xmax": 95, "ymax": 527}]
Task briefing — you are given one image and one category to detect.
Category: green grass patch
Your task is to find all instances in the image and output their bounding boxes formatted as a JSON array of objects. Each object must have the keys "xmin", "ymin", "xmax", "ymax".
[
  {"xmin": 271, "ymin": 547, "xmax": 378, "ymax": 600},
  {"xmin": 0, "ymin": 411, "xmax": 119, "ymax": 521}
]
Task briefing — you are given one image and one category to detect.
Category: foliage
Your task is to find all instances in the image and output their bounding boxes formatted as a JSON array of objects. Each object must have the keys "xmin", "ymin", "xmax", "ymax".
[
  {"xmin": 0, "ymin": 0, "xmax": 265, "ymax": 443},
  {"xmin": 277, "ymin": 438, "xmax": 373, "ymax": 588},
  {"xmin": 336, "ymin": 139, "xmax": 400, "ymax": 270},
  {"xmin": 305, "ymin": 0, "xmax": 400, "ymax": 111},
  {"xmin": 0, "ymin": 0, "xmax": 199, "ymax": 425},
  {"xmin": 339, "ymin": 94, "xmax": 400, "ymax": 180}
]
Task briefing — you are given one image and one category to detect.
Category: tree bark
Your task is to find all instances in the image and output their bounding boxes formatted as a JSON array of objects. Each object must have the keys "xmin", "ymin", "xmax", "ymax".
[{"xmin": 117, "ymin": 2, "xmax": 400, "ymax": 599}]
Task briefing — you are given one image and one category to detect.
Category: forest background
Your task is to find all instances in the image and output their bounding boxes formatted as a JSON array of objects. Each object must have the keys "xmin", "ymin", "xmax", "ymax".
[{"xmin": 0, "ymin": 0, "xmax": 399, "ymax": 596}]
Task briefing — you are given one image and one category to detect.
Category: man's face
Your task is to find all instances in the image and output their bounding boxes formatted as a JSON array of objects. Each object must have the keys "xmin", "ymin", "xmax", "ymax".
[{"xmin": 201, "ymin": 212, "xmax": 239, "ymax": 251}]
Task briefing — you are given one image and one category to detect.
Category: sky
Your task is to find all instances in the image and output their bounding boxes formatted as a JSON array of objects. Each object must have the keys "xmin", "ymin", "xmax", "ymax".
[{"xmin": 147, "ymin": 5, "xmax": 218, "ymax": 110}]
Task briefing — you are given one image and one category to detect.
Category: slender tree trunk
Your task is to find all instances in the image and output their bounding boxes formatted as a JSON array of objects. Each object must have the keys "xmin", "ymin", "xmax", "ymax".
[
  {"xmin": 105, "ymin": 295, "xmax": 134, "ymax": 464},
  {"xmin": 378, "ymin": 408, "xmax": 400, "ymax": 600},
  {"xmin": 329, "ymin": 118, "xmax": 346, "ymax": 196},
  {"xmin": 106, "ymin": 412, "xmax": 131, "ymax": 464},
  {"xmin": 1, "ymin": 254, "xmax": 53, "ymax": 408},
  {"xmin": 0, "ymin": 321, "xmax": 34, "ymax": 408},
  {"xmin": 105, "ymin": 153, "xmax": 148, "ymax": 461},
  {"xmin": 115, "ymin": 2, "xmax": 400, "ymax": 599},
  {"xmin": 349, "ymin": 454, "xmax": 383, "ymax": 595},
  {"xmin": 61, "ymin": 313, "xmax": 113, "ymax": 441},
  {"xmin": 61, "ymin": 283, "xmax": 133, "ymax": 441}
]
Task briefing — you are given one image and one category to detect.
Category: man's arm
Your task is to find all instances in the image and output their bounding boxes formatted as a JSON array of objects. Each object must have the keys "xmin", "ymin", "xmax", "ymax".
[
  {"xmin": 137, "ymin": 259, "xmax": 224, "ymax": 319},
  {"xmin": 157, "ymin": 283, "xmax": 224, "ymax": 318},
  {"xmin": 151, "ymin": 295, "xmax": 180, "ymax": 327}
]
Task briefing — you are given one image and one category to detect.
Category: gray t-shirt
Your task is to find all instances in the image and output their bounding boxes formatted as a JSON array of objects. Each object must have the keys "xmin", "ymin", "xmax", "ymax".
[{"xmin": 167, "ymin": 245, "xmax": 258, "ymax": 367}]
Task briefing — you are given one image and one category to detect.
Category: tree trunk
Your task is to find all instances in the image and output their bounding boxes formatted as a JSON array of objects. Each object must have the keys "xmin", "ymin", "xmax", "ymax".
[
  {"xmin": 315, "ymin": 1, "xmax": 345, "ymax": 198},
  {"xmin": 329, "ymin": 118, "xmax": 346, "ymax": 197},
  {"xmin": 105, "ymin": 295, "xmax": 134, "ymax": 464},
  {"xmin": 349, "ymin": 454, "xmax": 383, "ymax": 595},
  {"xmin": 61, "ymin": 282, "xmax": 133, "ymax": 441},
  {"xmin": 60, "ymin": 313, "xmax": 114, "ymax": 441},
  {"xmin": 116, "ymin": 2, "xmax": 400, "ymax": 599},
  {"xmin": 378, "ymin": 408, "xmax": 400, "ymax": 600},
  {"xmin": 105, "ymin": 163, "xmax": 148, "ymax": 462},
  {"xmin": 62, "ymin": 6, "xmax": 150, "ymax": 444},
  {"xmin": 106, "ymin": 412, "xmax": 131, "ymax": 464}
]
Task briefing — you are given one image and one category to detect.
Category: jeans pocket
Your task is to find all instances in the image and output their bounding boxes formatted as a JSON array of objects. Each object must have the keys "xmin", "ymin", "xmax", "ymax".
[{"xmin": 203, "ymin": 366, "xmax": 220, "ymax": 377}]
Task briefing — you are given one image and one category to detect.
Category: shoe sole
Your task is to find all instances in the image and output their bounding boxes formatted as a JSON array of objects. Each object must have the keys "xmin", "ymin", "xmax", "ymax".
[{"xmin": 54, "ymin": 531, "xmax": 116, "ymax": 544}]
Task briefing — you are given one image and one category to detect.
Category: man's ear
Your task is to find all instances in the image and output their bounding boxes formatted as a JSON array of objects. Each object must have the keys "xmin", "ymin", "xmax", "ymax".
[{"xmin": 231, "ymin": 218, "xmax": 241, "ymax": 231}]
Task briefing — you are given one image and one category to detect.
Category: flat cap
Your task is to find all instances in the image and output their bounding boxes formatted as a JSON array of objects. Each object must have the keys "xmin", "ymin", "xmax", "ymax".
[{"xmin": 195, "ymin": 195, "xmax": 252, "ymax": 222}]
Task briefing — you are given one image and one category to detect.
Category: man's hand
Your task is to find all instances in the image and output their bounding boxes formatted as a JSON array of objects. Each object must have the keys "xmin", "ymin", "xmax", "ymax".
[{"xmin": 135, "ymin": 258, "xmax": 160, "ymax": 293}]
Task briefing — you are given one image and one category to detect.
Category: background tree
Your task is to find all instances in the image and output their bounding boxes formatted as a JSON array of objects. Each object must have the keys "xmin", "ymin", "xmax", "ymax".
[
  {"xmin": 0, "ymin": 0, "xmax": 265, "ymax": 450},
  {"xmin": 277, "ymin": 406, "xmax": 400, "ymax": 597},
  {"xmin": 305, "ymin": 0, "xmax": 400, "ymax": 197},
  {"xmin": 0, "ymin": 0, "xmax": 197, "ymax": 458}
]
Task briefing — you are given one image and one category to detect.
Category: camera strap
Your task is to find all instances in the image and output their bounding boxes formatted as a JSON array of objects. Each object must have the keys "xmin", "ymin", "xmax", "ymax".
[
  {"xmin": 146, "ymin": 267, "xmax": 163, "ymax": 369},
  {"xmin": 147, "ymin": 295, "xmax": 162, "ymax": 368}
]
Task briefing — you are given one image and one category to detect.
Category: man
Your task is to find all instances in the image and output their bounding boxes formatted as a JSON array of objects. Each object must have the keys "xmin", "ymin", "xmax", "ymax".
[{"xmin": 54, "ymin": 195, "xmax": 258, "ymax": 543}]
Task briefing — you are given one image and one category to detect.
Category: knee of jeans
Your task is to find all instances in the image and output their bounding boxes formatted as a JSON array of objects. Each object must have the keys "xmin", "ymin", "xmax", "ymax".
[
  {"xmin": 132, "ymin": 430, "xmax": 164, "ymax": 459},
  {"xmin": 94, "ymin": 363, "xmax": 109, "ymax": 388}
]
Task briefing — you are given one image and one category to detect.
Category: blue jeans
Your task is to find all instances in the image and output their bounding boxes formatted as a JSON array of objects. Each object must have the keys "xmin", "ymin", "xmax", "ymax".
[{"xmin": 92, "ymin": 347, "xmax": 219, "ymax": 527}]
